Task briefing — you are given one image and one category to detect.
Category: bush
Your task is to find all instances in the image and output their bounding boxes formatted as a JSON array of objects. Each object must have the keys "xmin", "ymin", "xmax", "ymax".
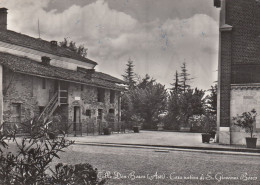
[
  {"xmin": 51, "ymin": 163, "xmax": 106, "ymax": 185},
  {"xmin": 163, "ymin": 114, "xmax": 180, "ymax": 131},
  {"xmin": 189, "ymin": 114, "xmax": 216, "ymax": 133},
  {"xmin": 232, "ymin": 109, "xmax": 257, "ymax": 138},
  {"xmin": 0, "ymin": 119, "xmax": 106, "ymax": 185}
]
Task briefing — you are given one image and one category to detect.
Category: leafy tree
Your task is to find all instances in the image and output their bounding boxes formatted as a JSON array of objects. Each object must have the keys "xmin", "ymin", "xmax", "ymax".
[
  {"xmin": 165, "ymin": 88, "xmax": 205, "ymax": 130},
  {"xmin": 205, "ymin": 84, "xmax": 217, "ymax": 114},
  {"xmin": 178, "ymin": 88, "xmax": 205, "ymax": 127},
  {"xmin": 60, "ymin": 38, "xmax": 88, "ymax": 58},
  {"xmin": 122, "ymin": 59, "xmax": 136, "ymax": 89},
  {"xmin": 130, "ymin": 80, "xmax": 168, "ymax": 129},
  {"xmin": 179, "ymin": 62, "xmax": 193, "ymax": 93}
]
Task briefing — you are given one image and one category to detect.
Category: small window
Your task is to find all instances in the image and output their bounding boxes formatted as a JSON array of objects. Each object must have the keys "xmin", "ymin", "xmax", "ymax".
[
  {"xmin": 97, "ymin": 88, "xmax": 105, "ymax": 102},
  {"xmin": 109, "ymin": 109, "xmax": 115, "ymax": 114},
  {"xmin": 11, "ymin": 103, "xmax": 21, "ymax": 123},
  {"xmin": 81, "ymin": 84, "xmax": 84, "ymax": 91},
  {"xmin": 110, "ymin": 90, "xmax": 115, "ymax": 103},
  {"xmin": 98, "ymin": 109, "xmax": 103, "ymax": 120},
  {"xmin": 39, "ymin": 106, "xmax": 45, "ymax": 114},
  {"xmin": 86, "ymin": 109, "xmax": 91, "ymax": 118},
  {"xmin": 42, "ymin": 78, "xmax": 46, "ymax": 89}
]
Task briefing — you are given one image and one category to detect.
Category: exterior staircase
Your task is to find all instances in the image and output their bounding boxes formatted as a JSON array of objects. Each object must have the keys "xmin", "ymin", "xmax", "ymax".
[
  {"xmin": 37, "ymin": 81, "xmax": 68, "ymax": 123},
  {"xmin": 37, "ymin": 92, "xmax": 59, "ymax": 123}
]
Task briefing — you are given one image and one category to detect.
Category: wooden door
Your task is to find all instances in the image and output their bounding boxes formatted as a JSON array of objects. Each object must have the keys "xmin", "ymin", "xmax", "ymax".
[{"xmin": 73, "ymin": 106, "xmax": 80, "ymax": 131}]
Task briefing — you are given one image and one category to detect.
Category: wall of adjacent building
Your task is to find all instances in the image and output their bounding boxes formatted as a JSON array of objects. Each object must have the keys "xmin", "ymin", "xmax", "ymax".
[
  {"xmin": 230, "ymin": 87, "xmax": 260, "ymax": 146},
  {"xmin": 217, "ymin": 0, "xmax": 260, "ymax": 144}
]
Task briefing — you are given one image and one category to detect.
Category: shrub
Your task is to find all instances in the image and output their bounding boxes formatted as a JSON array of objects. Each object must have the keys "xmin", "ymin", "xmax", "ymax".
[
  {"xmin": 189, "ymin": 114, "xmax": 216, "ymax": 133},
  {"xmin": 0, "ymin": 119, "xmax": 105, "ymax": 185},
  {"xmin": 51, "ymin": 163, "xmax": 106, "ymax": 185},
  {"xmin": 232, "ymin": 109, "xmax": 257, "ymax": 138}
]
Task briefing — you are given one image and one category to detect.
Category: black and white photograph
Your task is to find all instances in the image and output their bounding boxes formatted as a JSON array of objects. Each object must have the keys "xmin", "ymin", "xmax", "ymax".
[{"xmin": 0, "ymin": 0, "xmax": 259, "ymax": 184}]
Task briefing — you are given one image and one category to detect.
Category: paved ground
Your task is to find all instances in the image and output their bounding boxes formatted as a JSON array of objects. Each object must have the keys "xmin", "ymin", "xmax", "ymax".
[
  {"xmin": 53, "ymin": 144, "xmax": 260, "ymax": 185},
  {"xmin": 67, "ymin": 131, "xmax": 260, "ymax": 149}
]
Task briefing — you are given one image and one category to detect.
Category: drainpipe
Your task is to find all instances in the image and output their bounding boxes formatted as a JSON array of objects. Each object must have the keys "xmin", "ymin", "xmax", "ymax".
[
  {"xmin": 0, "ymin": 64, "xmax": 3, "ymax": 129},
  {"xmin": 118, "ymin": 91, "xmax": 121, "ymax": 123}
]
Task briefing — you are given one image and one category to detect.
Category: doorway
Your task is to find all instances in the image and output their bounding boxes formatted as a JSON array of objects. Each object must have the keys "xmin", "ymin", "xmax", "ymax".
[{"xmin": 73, "ymin": 106, "xmax": 80, "ymax": 131}]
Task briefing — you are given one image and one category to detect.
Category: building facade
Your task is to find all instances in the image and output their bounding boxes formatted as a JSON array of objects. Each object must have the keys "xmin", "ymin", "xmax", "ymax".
[
  {"xmin": 0, "ymin": 8, "xmax": 126, "ymax": 135},
  {"xmin": 214, "ymin": 0, "xmax": 260, "ymax": 145}
]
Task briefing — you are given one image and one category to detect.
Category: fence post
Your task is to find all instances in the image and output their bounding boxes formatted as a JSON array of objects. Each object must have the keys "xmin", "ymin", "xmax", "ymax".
[
  {"xmin": 80, "ymin": 122, "xmax": 82, "ymax": 136},
  {"xmin": 74, "ymin": 122, "xmax": 76, "ymax": 137}
]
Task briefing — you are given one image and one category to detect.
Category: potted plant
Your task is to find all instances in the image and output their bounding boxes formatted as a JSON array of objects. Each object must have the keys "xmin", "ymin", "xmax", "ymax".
[
  {"xmin": 132, "ymin": 126, "xmax": 140, "ymax": 133},
  {"xmin": 103, "ymin": 113, "xmax": 115, "ymax": 135},
  {"xmin": 131, "ymin": 115, "xmax": 143, "ymax": 133},
  {"xmin": 103, "ymin": 127, "xmax": 112, "ymax": 135},
  {"xmin": 200, "ymin": 114, "xmax": 217, "ymax": 143},
  {"xmin": 232, "ymin": 109, "xmax": 257, "ymax": 148}
]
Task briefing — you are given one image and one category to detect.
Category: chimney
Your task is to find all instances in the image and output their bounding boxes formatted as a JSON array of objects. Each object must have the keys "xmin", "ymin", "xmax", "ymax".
[
  {"xmin": 214, "ymin": 0, "xmax": 221, "ymax": 8},
  {"xmin": 0, "ymin": 8, "xmax": 8, "ymax": 30},
  {"xmin": 50, "ymin": 40, "xmax": 58, "ymax": 47},
  {"xmin": 41, "ymin": 56, "xmax": 51, "ymax": 65},
  {"xmin": 77, "ymin": 67, "xmax": 95, "ymax": 79}
]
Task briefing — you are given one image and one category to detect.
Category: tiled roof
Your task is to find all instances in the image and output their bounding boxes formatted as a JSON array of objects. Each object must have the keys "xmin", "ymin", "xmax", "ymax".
[
  {"xmin": 0, "ymin": 52, "xmax": 126, "ymax": 91},
  {"xmin": 0, "ymin": 30, "xmax": 97, "ymax": 65}
]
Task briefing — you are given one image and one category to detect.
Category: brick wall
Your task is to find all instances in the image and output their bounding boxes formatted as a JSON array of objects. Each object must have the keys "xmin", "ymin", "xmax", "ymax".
[
  {"xmin": 219, "ymin": 31, "xmax": 232, "ymax": 127},
  {"xmin": 219, "ymin": 0, "xmax": 260, "ymax": 127},
  {"xmin": 227, "ymin": 0, "xmax": 260, "ymax": 65}
]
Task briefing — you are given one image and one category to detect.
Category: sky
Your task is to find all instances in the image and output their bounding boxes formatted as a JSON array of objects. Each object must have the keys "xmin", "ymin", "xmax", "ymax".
[{"xmin": 0, "ymin": 0, "xmax": 220, "ymax": 90}]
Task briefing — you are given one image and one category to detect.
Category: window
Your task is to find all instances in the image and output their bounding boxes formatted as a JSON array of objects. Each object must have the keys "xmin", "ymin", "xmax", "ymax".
[
  {"xmin": 11, "ymin": 103, "xmax": 21, "ymax": 123},
  {"xmin": 110, "ymin": 90, "xmax": 115, "ymax": 103},
  {"xmin": 109, "ymin": 109, "xmax": 115, "ymax": 114},
  {"xmin": 81, "ymin": 84, "xmax": 84, "ymax": 91},
  {"xmin": 39, "ymin": 106, "xmax": 45, "ymax": 114},
  {"xmin": 42, "ymin": 78, "xmax": 46, "ymax": 89},
  {"xmin": 98, "ymin": 109, "xmax": 103, "ymax": 120},
  {"xmin": 86, "ymin": 109, "xmax": 91, "ymax": 118},
  {"xmin": 97, "ymin": 88, "xmax": 105, "ymax": 102}
]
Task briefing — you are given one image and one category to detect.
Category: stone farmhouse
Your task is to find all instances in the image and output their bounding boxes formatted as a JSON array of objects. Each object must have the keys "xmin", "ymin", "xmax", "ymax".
[
  {"xmin": 214, "ymin": 0, "xmax": 260, "ymax": 145},
  {"xmin": 0, "ymin": 8, "xmax": 126, "ymax": 135}
]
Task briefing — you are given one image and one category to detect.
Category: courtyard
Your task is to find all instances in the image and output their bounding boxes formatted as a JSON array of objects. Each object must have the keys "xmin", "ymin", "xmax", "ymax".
[
  {"xmin": 67, "ymin": 131, "xmax": 260, "ymax": 150},
  {"xmin": 53, "ymin": 144, "xmax": 260, "ymax": 185}
]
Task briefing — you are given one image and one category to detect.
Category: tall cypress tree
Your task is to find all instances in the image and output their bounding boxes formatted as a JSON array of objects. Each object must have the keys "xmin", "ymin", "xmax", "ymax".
[
  {"xmin": 179, "ymin": 62, "xmax": 193, "ymax": 93},
  {"xmin": 170, "ymin": 71, "xmax": 181, "ymax": 94},
  {"xmin": 122, "ymin": 58, "xmax": 136, "ymax": 88}
]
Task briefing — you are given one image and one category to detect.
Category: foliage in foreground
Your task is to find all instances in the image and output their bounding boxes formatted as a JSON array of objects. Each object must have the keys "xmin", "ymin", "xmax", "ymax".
[
  {"xmin": 232, "ymin": 109, "xmax": 257, "ymax": 138},
  {"xmin": 0, "ymin": 120, "xmax": 105, "ymax": 185}
]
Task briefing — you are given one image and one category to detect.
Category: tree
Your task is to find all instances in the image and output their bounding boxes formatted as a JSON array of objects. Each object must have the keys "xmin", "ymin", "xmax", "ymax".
[
  {"xmin": 205, "ymin": 84, "xmax": 217, "ymax": 114},
  {"xmin": 165, "ymin": 88, "xmax": 205, "ymax": 130},
  {"xmin": 131, "ymin": 79, "xmax": 168, "ymax": 129},
  {"xmin": 59, "ymin": 38, "xmax": 88, "ymax": 58},
  {"xmin": 178, "ymin": 88, "xmax": 205, "ymax": 127},
  {"xmin": 179, "ymin": 62, "xmax": 193, "ymax": 93},
  {"xmin": 122, "ymin": 59, "xmax": 136, "ymax": 89},
  {"xmin": 137, "ymin": 74, "xmax": 155, "ymax": 89},
  {"xmin": 164, "ymin": 91, "xmax": 180, "ymax": 130},
  {"xmin": 233, "ymin": 109, "xmax": 257, "ymax": 138},
  {"xmin": 170, "ymin": 71, "xmax": 181, "ymax": 94}
]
